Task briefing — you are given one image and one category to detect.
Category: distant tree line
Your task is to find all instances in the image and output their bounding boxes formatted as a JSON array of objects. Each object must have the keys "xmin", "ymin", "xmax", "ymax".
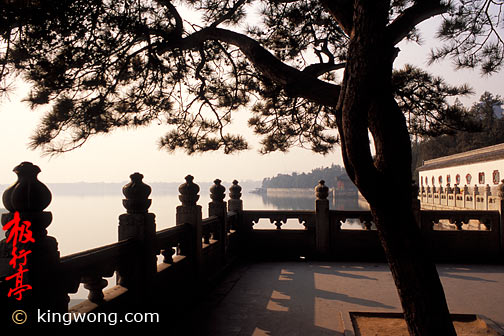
[
  {"xmin": 261, "ymin": 92, "xmax": 504, "ymax": 187},
  {"xmin": 412, "ymin": 92, "xmax": 504, "ymax": 173},
  {"xmin": 261, "ymin": 164, "xmax": 347, "ymax": 188}
]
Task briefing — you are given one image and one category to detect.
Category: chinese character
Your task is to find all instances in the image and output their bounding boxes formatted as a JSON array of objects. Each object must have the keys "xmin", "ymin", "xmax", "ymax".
[
  {"xmin": 2, "ymin": 211, "xmax": 35, "ymax": 301},
  {"xmin": 8, "ymin": 246, "xmax": 31, "ymax": 269},
  {"xmin": 5, "ymin": 266, "xmax": 32, "ymax": 301},
  {"xmin": 3, "ymin": 211, "xmax": 35, "ymax": 246}
]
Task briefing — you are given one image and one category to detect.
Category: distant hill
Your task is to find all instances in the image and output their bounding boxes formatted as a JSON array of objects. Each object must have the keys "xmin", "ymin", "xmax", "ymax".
[
  {"xmin": 412, "ymin": 92, "xmax": 504, "ymax": 173},
  {"xmin": 261, "ymin": 164, "xmax": 352, "ymax": 189},
  {"xmin": 0, "ymin": 180, "xmax": 262, "ymax": 197}
]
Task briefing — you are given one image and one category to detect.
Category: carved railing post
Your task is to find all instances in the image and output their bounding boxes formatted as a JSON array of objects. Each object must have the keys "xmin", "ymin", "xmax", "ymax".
[
  {"xmin": 226, "ymin": 180, "xmax": 244, "ymax": 257},
  {"xmin": 454, "ymin": 184, "xmax": 460, "ymax": 208},
  {"xmin": 228, "ymin": 180, "xmax": 243, "ymax": 213},
  {"xmin": 498, "ymin": 180, "xmax": 504, "ymax": 255},
  {"xmin": 315, "ymin": 180, "xmax": 330, "ymax": 257},
  {"xmin": 412, "ymin": 182, "xmax": 421, "ymax": 228},
  {"xmin": 0, "ymin": 162, "xmax": 67, "ymax": 322},
  {"xmin": 463, "ymin": 185, "xmax": 469, "ymax": 209},
  {"xmin": 473, "ymin": 185, "xmax": 479, "ymax": 209},
  {"xmin": 209, "ymin": 179, "xmax": 227, "ymax": 256},
  {"xmin": 485, "ymin": 184, "xmax": 491, "ymax": 210},
  {"xmin": 499, "ymin": 180, "xmax": 504, "ymax": 201},
  {"xmin": 176, "ymin": 175, "xmax": 202, "ymax": 277},
  {"xmin": 228, "ymin": 180, "xmax": 244, "ymax": 234},
  {"xmin": 82, "ymin": 275, "xmax": 108, "ymax": 304},
  {"xmin": 445, "ymin": 183, "xmax": 451, "ymax": 206},
  {"xmin": 117, "ymin": 172, "xmax": 156, "ymax": 303}
]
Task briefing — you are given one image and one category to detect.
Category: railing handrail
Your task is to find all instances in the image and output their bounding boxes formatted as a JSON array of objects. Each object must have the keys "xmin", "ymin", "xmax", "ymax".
[
  {"xmin": 202, "ymin": 215, "xmax": 219, "ymax": 224},
  {"xmin": 53, "ymin": 207, "xmax": 501, "ymax": 266},
  {"xmin": 51, "ymin": 207, "xmax": 503, "ymax": 274},
  {"xmin": 156, "ymin": 222, "xmax": 191, "ymax": 246},
  {"xmin": 60, "ymin": 238, "xmax": 138, "ymax": 271},
  {"xmin": 243, "ymin": 209, "xmax": 315, "ymax": 214}
]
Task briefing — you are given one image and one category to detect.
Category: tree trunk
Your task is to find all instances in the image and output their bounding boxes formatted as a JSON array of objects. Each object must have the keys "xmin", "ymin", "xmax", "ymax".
[{"xmin": 336, "ymin": 1, "xmax": 457, "ymax": 335}]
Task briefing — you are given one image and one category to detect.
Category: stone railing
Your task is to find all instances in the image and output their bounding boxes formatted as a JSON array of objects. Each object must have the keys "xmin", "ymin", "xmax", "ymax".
[
  {"xmin": 420, "ymin": 209, "xmax": 503, "ymax": 262},
  {"xmin": 0, "ymin": 162, "xmax": 238, "ymax": 326},
  {"xmin": 1, "ymin": 163, "xmax": 503, "ymax": 327},
  {"xmin": 419, "ymin": 181, "xmax": 504, "ymax": 211},
  {"xmin": 239, "ymin": 181, "xmax": 503, "ymax": 262},
  {"xmin": 238, "ymin": 204, "xmax": 503, "ymax": 263}
]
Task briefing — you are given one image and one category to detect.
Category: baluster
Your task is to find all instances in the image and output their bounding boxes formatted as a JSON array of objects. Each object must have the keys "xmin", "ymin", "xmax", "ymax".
[
  {"xmin": 455, "ymin": 221, "xmax": 463, "ymax": 230},
  {"xmin": 443, "ymin": 183, "xmax": 449, "ymax": 204},
  {"xmin": 228, "ymin": 180, "xmax": 244, "ymax": 232},
  {"xmin": 461, "ymin": 185, "xmax": 466, "ymax": 208},
  {"xmin": 176, "ymin": 175, "xmax": 202, "ymax": 276},
  {"xmin": 362, "ymin": 220, "xmax": 373, "ymax": 230},
  {"xmin": 485, "ymin": 184, "xmax": 491, "ymax": 210},
  {"xmin": 453, "ymin": 184, "xmax": 460, "ymax": 208},
  {"xmin": 449, "ymin": 218, "xmax": 463, "ymax": 230},
  {"xmin": 499, "ymin": 180, "xmax": 504, "ymax": 199},
  {"xmin": 412, "ymin": 182, "xmax": 420, "ymax": 227},
  {"xmin": 315, "ymin": 180, "xmax": 330, "ymax": 255},
  {"xmin": 209, "ymin": 179, "xmax": 226, "ymax": 240},
  {"xmin": 480, "ymin": 217, "xmax": 492, "ymax": 231},
  {"xmin": 334, "ymin": 215, "xmax": 345, "ymax": 231},
  {"xmin": 161, "ymin": 246, "xmax": 175, "ymax": 264},
  {"xmin": 274, "ymin": 220, "xmax": 282, "ymax": 230},
  {"xmin": 1, "ymin": 162, "xmax": 67, "ymax": 313},
  {"xmin": 203, "ymin": 229, "xmax": 211, "ymax": 244},
  {"xmin": 474, "ymin": 184, "xmax": 479, "ymax": 209},
  {"xmin": 117, "ymin": 172, "xmax": 156, "ymax": 302},
  {"xmin": 427, "ymin": 219, "xmax": 435, "ymax": 231},
  {"xmin": 83, "ymin": 275, "xmax": 108, "ymax": 304},
  {"xmin": 498, "ymin": 180, "xmax": 504, "ymax": 249},
  {"xmin": 228, "ymin": 180, "xmax": 243, "ymax": 213}
]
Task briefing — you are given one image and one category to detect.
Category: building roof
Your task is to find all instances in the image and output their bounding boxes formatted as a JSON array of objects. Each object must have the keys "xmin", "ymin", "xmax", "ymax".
[{"xmin": 417, "ymin": 143, "xmax": 504, "ymax": 172}]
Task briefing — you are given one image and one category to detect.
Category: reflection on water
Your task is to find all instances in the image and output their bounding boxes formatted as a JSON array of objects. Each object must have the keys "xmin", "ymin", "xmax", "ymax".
[
  {"xmin": 39, "ymin": 192, "xmax": 268, "ymax": 255},
  {"xmin": 46, "ymin": 191, "xmax": 368, "ymax": 256},
  {"xmin": 258, "ymin": 193, "xmax": 370, "ymax": 230},
  {"xmin": 259, "ymin": 193, "xmax": 368, "ymax": 211}
]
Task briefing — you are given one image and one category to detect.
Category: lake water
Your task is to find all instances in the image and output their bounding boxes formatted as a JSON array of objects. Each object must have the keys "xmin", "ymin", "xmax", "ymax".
[{"xmin": 47, "ymin": 192, "xmax": 277, "ymax": 256}]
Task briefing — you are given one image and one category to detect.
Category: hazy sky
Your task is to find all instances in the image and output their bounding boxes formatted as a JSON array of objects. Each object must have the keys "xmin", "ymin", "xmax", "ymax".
[{"xmin": 0, "ymin": 16, "xmax": 502, "ymax": 185}]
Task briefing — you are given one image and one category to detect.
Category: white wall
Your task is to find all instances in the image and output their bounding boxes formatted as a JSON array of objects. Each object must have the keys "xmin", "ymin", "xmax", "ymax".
[{"xmin": 419, "ymin": 158, "xmax": 504, "ymax": 188}]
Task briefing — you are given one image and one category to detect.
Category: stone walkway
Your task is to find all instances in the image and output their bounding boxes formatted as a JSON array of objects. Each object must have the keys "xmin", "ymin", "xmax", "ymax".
[{"xmin": 182, "ymin": 261, "xmax": 504, "ymax": 335}]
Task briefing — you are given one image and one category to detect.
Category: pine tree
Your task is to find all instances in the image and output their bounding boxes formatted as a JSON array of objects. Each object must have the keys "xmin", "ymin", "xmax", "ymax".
[{"xmin": 2, "ymin": 1, "xmax": 503, "ymax": 334}]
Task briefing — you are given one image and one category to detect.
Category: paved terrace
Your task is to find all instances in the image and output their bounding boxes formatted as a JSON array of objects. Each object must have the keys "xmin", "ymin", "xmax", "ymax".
[{"xmin": 176, "ymin": 261, "xmax": 504, "ymax": 335}]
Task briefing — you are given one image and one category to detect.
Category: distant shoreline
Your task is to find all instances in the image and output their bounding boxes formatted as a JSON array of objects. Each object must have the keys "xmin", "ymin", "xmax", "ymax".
[
  {"xmin": 0, "ymin": 180, "xmax": 262, "ymax": 196},
  {"xmin": 251, "ymin": 187, "xmax": 360, "ymax": 199}
]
